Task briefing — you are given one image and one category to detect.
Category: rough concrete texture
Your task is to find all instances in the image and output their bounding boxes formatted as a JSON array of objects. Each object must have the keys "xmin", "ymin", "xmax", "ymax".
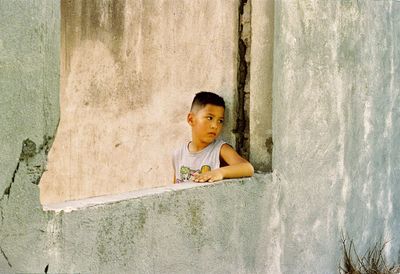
[
  {"xmin": 273, "ymin": 1, "xmax": 400, "ymax": 273},
  {"xmin": 249, "ymin": 0, "xmax": 274, "ymax": 172},
  {"xmin": 0, "ymin": 1, "xmax": 276, "ymax": 273},
  {"xmin": 2, "ymin": 0, "xmax": 400, "ymax": 273},
  {"xmin": 0, "ymin": 0, "xmax": 59, "ymax": 201},
  {"xmin": 40, "ymin": 0, "xmax": 240, "ymax": 203},
  {"xmin": 1, "ymin": 171, "xmax": 274, "ymax": 273},
  {"xmin": 0, "ymin": 1, "xmax": 60, "ymax": 272}
]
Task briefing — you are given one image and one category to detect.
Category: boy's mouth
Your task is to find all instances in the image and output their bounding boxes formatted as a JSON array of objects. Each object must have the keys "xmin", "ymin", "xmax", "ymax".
[{"xmin": 207, "ymin": 132, "xmax": 216, "ymax": 137}]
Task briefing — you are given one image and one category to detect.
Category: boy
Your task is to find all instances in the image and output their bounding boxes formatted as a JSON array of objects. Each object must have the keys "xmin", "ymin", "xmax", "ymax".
[{"xmin": 173, "ymin": 91, "xmax": 254, "ymax": 183}]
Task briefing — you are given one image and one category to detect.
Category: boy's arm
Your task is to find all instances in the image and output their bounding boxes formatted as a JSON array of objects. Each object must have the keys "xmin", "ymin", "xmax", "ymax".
[{"xmin": 193, "ymin": 144, "xmax": 254, "ymax": 183}]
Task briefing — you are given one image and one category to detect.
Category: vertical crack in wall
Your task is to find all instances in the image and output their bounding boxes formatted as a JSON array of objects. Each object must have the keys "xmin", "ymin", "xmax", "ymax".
[
  {"xmin": 0, "ymin": 136, "xmax": 55, "ymax": 267},
  {"xmin": 0, "ymin": 140, "xmax": 32, "ymax": 224},
  {"xmin": 0, "ymin": 161, "xmax": 20, "ymax": 223},
  {"xmin": 0, "ymin": 245, "xmax": 12, "ymax": 268},
  {"xmin": 0, "ymin": 136, "xmax": 54, "ymax": 221},
  {"xmin": 235, "ymin": 0, "xmax": 251, "ymax": 159},
  {"xmin": 1, "ymin": 139, "xmax": 35, "ymax": 201},
  {"xmin": 3, "ymin": 162, "xmax": 19, "ymax": 198}
]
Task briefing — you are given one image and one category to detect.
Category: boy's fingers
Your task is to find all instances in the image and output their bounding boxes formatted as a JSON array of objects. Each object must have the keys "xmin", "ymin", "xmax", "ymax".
[
  {"xmin": 195, "ymin": 176, "xmax": 210, "ymax": 183},
  {"xmin": 193, "ymin": 172, "xmax": 220, "ymax": 183}
]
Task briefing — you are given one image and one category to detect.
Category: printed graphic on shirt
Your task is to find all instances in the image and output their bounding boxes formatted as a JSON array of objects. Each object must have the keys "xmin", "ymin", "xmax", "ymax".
[
  {"xmin": 200, "ymin": 165, "xmax": 211, "ymax": 173},
  {"xmin": 177, "ymin": 165, "xmax": 211, "ymax": 183}
]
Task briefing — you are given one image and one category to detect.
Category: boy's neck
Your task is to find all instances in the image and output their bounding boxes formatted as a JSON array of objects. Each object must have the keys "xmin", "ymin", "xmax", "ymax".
[{"xmin": 188, "ymin": 138, "xmax": 212, "ymax": 152}]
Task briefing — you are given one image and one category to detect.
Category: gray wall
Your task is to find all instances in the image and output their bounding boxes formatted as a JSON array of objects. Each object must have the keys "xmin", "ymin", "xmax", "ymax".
[
  {"xmin": 273, "ymin": 0, "xmax": 400, "ymax": 272},
  {"xmin": 1, "ymin": 173, "xmax": 275, "ymax": 273},
  {"xmin": 1, "ymin": 0, "xmax": 400, "ymax": 273}
]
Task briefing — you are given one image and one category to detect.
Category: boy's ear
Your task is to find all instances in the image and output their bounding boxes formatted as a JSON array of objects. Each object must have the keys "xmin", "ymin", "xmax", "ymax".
[{"xmin": 187, "ymin": 112, "xmax": 195, "ymax": 126}]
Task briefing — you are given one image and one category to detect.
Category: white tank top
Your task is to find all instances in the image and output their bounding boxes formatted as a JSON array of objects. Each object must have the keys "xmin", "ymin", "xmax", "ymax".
[{"xmin": 173, "ymin": 139, "xmax": 226, "ymax": 183}]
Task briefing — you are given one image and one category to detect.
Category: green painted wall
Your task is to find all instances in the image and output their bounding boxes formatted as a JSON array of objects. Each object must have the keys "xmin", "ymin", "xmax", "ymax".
[
  {"xmin": 0, "ymin": 0, "xmax": 59, "ymax": 197},
  {"xmin": 0, "ymin": 1, "xmax": 60, "ymax": 272}
]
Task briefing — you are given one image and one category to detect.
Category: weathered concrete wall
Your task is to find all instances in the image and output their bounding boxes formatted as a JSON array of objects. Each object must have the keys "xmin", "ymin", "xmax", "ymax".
[
  {"xmin": 40, "ymin": 0, "xmax": 240, "ymax": 204},
  {"xmin": 0, "ymin": 0, "xmax": 60, "ymax": 271},
  {"xmin": 249, "ymin": 0, "xmax": 274, "ymax": 172},
  {"xmin": 273, "ymin": 1, "xmax": 400, "ymax": 272},
  {"xmin": 0, "ymin": 0, "xmax": 59, "ymax": 202},
  {"xmin": 2, "ymin": 0, "xmax": 400, "ymax": 273},
  {"xmin": 1, "ymin": 169, "xmax": 274, "ymax": 273},
  {"xmin": 0, "ymin": 1, "xmax": 277, "ymax": 272}
]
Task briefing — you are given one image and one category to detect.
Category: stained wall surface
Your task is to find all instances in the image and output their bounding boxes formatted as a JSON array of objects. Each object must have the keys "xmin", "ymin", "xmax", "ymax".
[
  {"xmin": 1, "ymin": 174, "xmax": 276, "ymax": 273},
  {"xmin": 0, "ymin": 1, "xmax": 59, "ymax": 202},
  {"xmin": 273, "ymin": 1, "xmax": 400, "ymax": 272},
  {"xmin": 249, "ymin": 0, "xmax": 274, "ymax": 172},
  {"xmin": 0, "ymin": 0, "xmax": 60, "ymax": 271},
  {"xmin": 40, "ymin": 0, "xmax": 239, "ymax": 204},
  {"xmin": 1, "ymin": 1, "xmax": 400, "ymax": 274}
]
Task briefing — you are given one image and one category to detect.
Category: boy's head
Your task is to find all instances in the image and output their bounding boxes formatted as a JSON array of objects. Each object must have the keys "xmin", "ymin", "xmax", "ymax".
[
  {"xmin": 188, "ymin": 91, "xmax": 225, "ymax": 145},
  {"xmin": 190, "ymin": 91, "xmax": 225, "ymax": 113}
]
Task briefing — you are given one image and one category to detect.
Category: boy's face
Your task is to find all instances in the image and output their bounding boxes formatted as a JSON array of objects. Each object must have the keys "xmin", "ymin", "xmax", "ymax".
[{"xmin": 188, "ymin": 104, "xmax": 225, "ymax": 145}]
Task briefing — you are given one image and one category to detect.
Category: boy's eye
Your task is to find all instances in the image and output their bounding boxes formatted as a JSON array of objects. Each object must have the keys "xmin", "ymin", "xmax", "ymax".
[
  {"xmin": 219, "ymin": 119, "xmax": 224, "ymax": 124},
  {"xmin": 207, "ymin": 116, "xmax": 213, "ymax": 120}
]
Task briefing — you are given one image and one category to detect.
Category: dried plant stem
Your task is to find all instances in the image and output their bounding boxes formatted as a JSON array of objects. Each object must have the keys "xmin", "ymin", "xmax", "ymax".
[{"xmin": 339, "ymin": 236, "xmax": 400, "ymax": 274}]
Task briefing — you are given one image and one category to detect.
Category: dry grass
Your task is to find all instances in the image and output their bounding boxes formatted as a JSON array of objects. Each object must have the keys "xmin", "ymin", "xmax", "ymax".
[{"xmin": 339, "ymin": 237, "xmax": 400, "ymax": 274}]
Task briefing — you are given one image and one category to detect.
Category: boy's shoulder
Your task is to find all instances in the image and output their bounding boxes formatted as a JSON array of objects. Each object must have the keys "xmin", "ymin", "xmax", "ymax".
[
  {"xmin": 173, "ymin": 139, "xmax": 227, "ymax": 157},
  {"xmin": 213, "ymin": 139, "xmax": 227, "ymax": 150},
  {"xmin": 172, "ymin": 141, "xmax": 188, "ymax": 157},
  {"xmin": 200, "ymin": 139, "xmax": 227, "ymax": 153}
]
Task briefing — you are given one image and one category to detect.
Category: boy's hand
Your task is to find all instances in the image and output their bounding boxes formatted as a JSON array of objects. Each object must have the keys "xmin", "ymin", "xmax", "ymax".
[{"xmin": 192, "ymin": 169, "xmax": 224, "ymax": 183}]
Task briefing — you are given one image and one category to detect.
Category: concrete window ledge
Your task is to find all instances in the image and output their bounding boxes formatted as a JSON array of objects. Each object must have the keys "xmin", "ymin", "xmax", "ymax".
[
  {"xmin": 1, "ymin": 173, "xmax": 273, "ymax": 273},
  {"xmin": 43, "ymin": 173, "xmax": 271, "ymax": 213}
]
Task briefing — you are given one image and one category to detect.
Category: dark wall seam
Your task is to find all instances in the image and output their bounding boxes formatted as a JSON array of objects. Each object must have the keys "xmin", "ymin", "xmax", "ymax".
[{"xmin": 235, "ymin": 0, "xmax": 251, "ymax": 160}]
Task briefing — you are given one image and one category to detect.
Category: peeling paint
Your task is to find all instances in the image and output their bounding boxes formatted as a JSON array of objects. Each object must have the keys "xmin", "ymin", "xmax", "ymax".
[
  {"xmin": 2, "ymin": 136, "xmax": 53, "ymax": 198},
  {"xmin": 19, "ymin": 139, "xmax": 37, "ymax": 161}
]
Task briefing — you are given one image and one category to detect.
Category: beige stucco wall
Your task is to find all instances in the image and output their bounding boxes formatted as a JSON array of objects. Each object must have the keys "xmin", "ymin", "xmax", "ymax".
[{"xmin": 40, "ymin": 0, "xmax": 240, "ymax": 204}]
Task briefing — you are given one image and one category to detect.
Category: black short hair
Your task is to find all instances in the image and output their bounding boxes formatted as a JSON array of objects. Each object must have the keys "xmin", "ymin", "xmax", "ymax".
[{"xmin": 190, "ymin": 91, "xmax": 225, "ymax": 111}]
